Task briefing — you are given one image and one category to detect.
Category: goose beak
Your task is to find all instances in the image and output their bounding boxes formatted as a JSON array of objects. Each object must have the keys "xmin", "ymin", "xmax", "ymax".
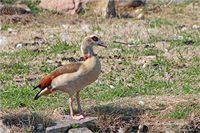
[{"xmin": 98, "ymin": 43, "xmax": 107, "ymax": 48}]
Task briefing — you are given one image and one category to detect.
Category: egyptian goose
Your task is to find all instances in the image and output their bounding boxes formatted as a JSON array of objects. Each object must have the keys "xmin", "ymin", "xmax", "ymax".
[{"xmin": 33, "ymin": 35, "xmax": 107, "ymax": 120}]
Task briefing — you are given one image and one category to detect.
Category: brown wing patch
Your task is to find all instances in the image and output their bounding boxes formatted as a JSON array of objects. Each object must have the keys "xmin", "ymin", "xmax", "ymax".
[
  {"xmin": 35, "ymin": 63, "xmax": 82, "ymax": 90},
  {"xmin": 54, "ymin": 63, "xmax": 82, "ymax": 75}
]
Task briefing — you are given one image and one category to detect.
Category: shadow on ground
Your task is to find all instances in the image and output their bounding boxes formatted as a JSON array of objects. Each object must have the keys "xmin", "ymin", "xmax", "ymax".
[
  {"xmin": 86, "ymin": 105, "xmax": 148, "ymax": 132},
  {"xmin": 1, "ymin": 112, "xmax": 53, "ymax": 132}
]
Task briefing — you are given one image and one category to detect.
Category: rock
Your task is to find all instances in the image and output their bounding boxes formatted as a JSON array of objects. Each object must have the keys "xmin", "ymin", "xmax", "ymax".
[
  {"xmin": 138, "ymin": 101, "xmax": 144, "ymax": 106},
  {"xmin": 68, "ymin": 127, "xmax": 92, "ymax": 133},
  {"xmin": 0, "ymin": 120, "xmax": 10, "ymax": 133},
  {"xmin": 45, "ymin": 116, "xmax": 97, "ymax": 133},
  {"xmin": 85, "ymin": 0, "xmax": 116, "ymax": 17},
  {"xmin": 137, "ymin": 13, "xmax": 145, "ymax": 19},
  {"xmin": 37, "ymin": 124, "xmax": 44, "ymax": 130},
  {"xmin": 39, "ymin": 0, "xmax": 82, "ymax": 14},
  {"xmin": 16, "ymin": 43, "xmax": 23, "ymax": 48},
  {"xmin": 105, "ymin": 0, "xmax": 116, "ymax": 18},
  {"xmin": 116, "ymin": 0, "xmax": 146, "ymax": 8},
  {"xmin": 135, "ymin": 8, "xmax": 143, "ymax": 14}
]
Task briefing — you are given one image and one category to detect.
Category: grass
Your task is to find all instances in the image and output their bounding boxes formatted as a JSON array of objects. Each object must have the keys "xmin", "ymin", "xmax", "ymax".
[
  {"xmin": 165, "ymin": 104, "xmax": 192, "ymax": 119},
  {"xmin": 146, "ymin": 17, "xmax": 177, "ymax": 28},
  {"xmin": 0, "ymin": 0, "xmax": 200, "ymax": 132}
]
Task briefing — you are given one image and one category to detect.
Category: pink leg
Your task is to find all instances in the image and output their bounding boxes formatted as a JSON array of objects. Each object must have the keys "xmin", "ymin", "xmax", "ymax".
[
  {"xmin": 76, "ymin": 91, "xmax": 84, "ymax": 114},
  {"xmin": 68, "ymin": 96, "xmax": 74, "ymax": 117},
  {"xmin": 68, "ymin": 95, "xmax": 84, "ymax": 120}
]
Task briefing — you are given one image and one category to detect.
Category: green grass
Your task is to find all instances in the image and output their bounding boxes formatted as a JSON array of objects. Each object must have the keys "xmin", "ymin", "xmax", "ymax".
[
  {"xmin": 146, "ymin": 17, "xmax": 177, "ymax": 28},
  {"xmin": 165, "ymin": 105, "xmax": 191, "ymax": 119},
  {"xmin": 50, "ymin": 40, "xmax": 72, "ymax": 53},
  {"xmin": 23, "ymin": 0, "xmax": 41, "ymax": 14},
  {"xmin": 0, "ymin": 83, "xmax": 69, "ymax": 110},
  {"xmin": 1, "ymin": 0, "xmax": 18, "ymax": 5},
  {"xmin": 40, "ymin": 65, "xmax": 56, "ymax": 73},
  {"xmin": 1, "ymin": 24, "xmax": 12, "ymax": 31}
]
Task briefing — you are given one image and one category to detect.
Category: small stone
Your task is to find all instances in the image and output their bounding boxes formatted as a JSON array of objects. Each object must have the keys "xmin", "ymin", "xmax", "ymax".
[
  {"xmin": 138, "ymin": 125, "xmax": 143, "ymax": 130},
  {"xmin": 118, "ymin": 62, "xmax": 122, "ymax": 65},
  {"xmin": 46, "ymin": 60, "xmax": 52, "ymax": 64},
  {"xmin": 16, "ymin": 43, "xmax": 22, "ymax": 48},
  {"xmin": 192, "ymin": 25, "xmax": 198, "ymax": 29},
  {"xmin": 142, "ymin": 63, "xmax": 149, "ymax": 68},
  {"xmin": 137, "ymin": 13, "xmax": 145, "ymax": 19},
  {"xmin": 14, "ymin": 79, "xmax": 23, "ymax": 82},
  {"xmin": 178, "ymin": 36, "xmax": 183, "ymax": 40},
  {"xmin": 68, "ymin": 127, "xmax": 92, "ymax": 133},
  {"xmin": 139, "ymin": 101, "xmax": 144, "ymax": 106},
  {"xmin": 8, "ymin": 28, "xmax": 12, "ymax": 33},
  {"xmin": 164, "ymin": 49, "xmax": 168, "ymax": 53},
  {"xmin": 181, "ymin": 27, "xmax": 187, "ymax": 31},
  {"xmin": 36, "ymin": 124, "xmax": 44, "ymax": 131},
  {"xmin": 135, "ymin": 8, "xmax": 143, "ymax": 14},
  {"xmin": 110, "ymin": 85, "xmax": 115, "ymax": 89},
  {"xmin": 46, "ymin": 116, "xmax": 97, "ymax": 133}
]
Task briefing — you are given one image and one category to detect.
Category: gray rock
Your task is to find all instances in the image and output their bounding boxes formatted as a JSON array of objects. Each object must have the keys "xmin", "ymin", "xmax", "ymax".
[
  {"xmin": 45, "ymin": 116, "xmax": 97, "ymax": 133},
  {"xmin": 85, "ymin": 0, "xmax": 116, "ymax": 18},
  {"xmin": 0, "ymin": 121, "xmax": 10, "ymax": 133},
  {"xmin": 137, "ymin": 13, "xmax": 145, "ymax": 19},
  {"xmin": 68, "ymin": 127, "xmax": 92, "ymax": 133},
  {"xmin": 105, "ymin": 0, "xmax": 116, "ymax": 18}
]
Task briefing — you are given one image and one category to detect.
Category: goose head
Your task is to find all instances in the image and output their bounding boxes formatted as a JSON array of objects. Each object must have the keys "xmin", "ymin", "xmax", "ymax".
[{"xmin": 81, "ymin": 35, "xmax": 107, "ymax": 59}]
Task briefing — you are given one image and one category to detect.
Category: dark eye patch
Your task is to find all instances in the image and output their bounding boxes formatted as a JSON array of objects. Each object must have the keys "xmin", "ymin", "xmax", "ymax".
[{"xmin": 91, "ymin": 36, "xmax": 98, "ymax": 42}]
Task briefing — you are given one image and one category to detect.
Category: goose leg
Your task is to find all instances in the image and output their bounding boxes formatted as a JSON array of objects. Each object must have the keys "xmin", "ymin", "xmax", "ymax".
[
  {"xmin": 76, "ymin": 91, "xmax": 84, "ymax": 114},
  {"xmin": 69, "ymin": 95, "xmax": 84, "ymax": 120}
]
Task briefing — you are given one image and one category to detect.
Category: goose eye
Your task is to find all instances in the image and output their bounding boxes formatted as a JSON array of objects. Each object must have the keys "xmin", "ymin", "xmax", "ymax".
[{"xmin": 91, "ymin": 36, "xmax": 99, "ymax": 42}]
